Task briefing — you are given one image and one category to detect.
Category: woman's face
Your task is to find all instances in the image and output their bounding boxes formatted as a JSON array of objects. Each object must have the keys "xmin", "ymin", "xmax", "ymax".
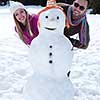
[
  {"xmin": 14, "ymin": 8, "xmax": 27, "ymax": 25},
  {"xmin": 72, "ymin": 0, "xmax": 88, "ymax": 17}
]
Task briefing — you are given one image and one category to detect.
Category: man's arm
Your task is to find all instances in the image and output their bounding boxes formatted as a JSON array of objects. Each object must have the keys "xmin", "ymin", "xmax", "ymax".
[
  {"xmin": 67, "ymin": 37, "xmax": 89, "ymax": 49},
  {"xmin": 66, "ymin": 23, "xmax": 90, "ymax": 49}
]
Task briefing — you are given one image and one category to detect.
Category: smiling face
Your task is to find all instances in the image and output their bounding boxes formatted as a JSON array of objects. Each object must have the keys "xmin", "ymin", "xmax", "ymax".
[
  {"xmin": 14, "ymin": 8, "xmax": 27, "ymax": 25},
  {"xmin": 38, "ymin": 8, "xmax": 66, "ymax": 35},
  {"xmin": 72, "ymin": 0, "xmax": 88, "ymax": 17}
]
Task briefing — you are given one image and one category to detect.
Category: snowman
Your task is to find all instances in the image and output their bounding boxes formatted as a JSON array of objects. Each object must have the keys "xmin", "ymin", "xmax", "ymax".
[{"xmin": 23, "ymin": 0, "xmax": 74, "ymax": 100}]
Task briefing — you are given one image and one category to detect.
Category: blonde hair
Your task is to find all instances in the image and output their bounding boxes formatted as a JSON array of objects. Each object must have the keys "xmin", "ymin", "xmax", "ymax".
[{"xmin": 13, "ymin": 10, "xmax": 33, "ymax": 44}]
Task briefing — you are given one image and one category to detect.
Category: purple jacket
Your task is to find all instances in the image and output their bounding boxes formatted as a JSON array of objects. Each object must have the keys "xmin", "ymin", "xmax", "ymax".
[{"xmin": 15, "ymin": 14, "xmax": 39, "ymax": 45}]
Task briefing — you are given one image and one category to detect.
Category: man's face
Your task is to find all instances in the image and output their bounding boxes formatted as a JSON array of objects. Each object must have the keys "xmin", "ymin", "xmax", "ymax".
[{"xmin": 72, "ymin": 0, "xmax": 88, "ymax": 17}]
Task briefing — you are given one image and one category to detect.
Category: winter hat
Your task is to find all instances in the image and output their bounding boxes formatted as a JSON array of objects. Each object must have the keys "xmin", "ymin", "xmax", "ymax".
[
  {"xmin": 47, "ymin": 0, "xmax": 56, "ymax": 6},
  {"xmin": 38, "ymin": 0, "xmax": 64, "ymax": 16},
  {"xmin": 9, "ymin": 1, "xmax": 25, "ymax": 15}
]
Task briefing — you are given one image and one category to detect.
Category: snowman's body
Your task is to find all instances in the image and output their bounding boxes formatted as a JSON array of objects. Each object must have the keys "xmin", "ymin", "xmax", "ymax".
[{"xmin": 23, "ymin": 7, "xmax": 74, "ymax": 100}]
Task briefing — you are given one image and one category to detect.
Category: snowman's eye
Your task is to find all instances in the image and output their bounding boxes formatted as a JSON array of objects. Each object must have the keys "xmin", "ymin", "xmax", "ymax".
[
  {"xmin": 45, "ymin": 16, "xmax": 48, "ymax": 18},
  {"xmin": 57, "ymin": 16, "xmax": 59, "ymax": 19}
]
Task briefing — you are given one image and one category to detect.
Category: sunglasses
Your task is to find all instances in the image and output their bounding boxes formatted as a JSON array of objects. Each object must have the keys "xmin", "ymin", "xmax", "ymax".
[{"xmin": 74, "ymin": 2, "xmax": 85, "ymax": 11}]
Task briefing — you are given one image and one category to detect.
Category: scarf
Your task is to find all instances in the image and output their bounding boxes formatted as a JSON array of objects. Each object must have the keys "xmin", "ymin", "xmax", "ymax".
[{"xmin": 67, "ymin": 6, "xmax": 87, "ymax": 45}]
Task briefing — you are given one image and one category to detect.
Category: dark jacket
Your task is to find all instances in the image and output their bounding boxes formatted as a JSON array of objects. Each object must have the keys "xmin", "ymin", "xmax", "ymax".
[{"xmin": 61, "ymin": 5, "xmax": 90, "ymax": 49}]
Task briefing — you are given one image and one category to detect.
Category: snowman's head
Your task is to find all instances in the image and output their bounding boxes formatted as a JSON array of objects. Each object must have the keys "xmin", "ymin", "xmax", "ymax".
[{"xmin": 38, "ymin": 6, "xmax": 66, "ymax": 36}]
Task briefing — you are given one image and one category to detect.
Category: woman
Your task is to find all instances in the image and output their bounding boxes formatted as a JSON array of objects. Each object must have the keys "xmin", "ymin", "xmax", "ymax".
[{"xmin": 10, "ymin": 1, "xmax": 39, "ymax": 46}]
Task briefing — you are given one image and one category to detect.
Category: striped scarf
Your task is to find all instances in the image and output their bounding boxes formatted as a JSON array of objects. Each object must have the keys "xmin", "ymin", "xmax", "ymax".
[{"xmin": 67, "ymin": 6, "xmax": 87, "ymax": 45}]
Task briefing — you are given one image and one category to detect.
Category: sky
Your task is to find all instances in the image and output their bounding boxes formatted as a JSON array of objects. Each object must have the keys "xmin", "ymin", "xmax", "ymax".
[{"xmin": 0, "ymin": 5, "xmax": 100, "ymax": 100}]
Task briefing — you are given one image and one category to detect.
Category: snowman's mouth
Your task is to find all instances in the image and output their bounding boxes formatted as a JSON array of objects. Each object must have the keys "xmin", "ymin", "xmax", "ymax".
[{"xmin": 45, "ymin": 27, "xmax": 56, "ymax": 30}]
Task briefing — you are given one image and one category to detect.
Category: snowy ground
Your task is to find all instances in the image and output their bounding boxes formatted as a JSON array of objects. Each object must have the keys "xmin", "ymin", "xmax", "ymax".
[{"xmin": 0, "ymin": 5, "xmax": 100, "ymax": 100}]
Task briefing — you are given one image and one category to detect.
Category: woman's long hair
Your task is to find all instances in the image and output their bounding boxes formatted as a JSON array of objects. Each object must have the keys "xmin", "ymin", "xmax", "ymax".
[{"xmin": 13, "ymin": 9, "xmax": 33, "ymax": 44}]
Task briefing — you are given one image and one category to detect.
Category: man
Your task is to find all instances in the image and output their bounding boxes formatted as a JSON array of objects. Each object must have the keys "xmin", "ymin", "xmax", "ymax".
[{"xmin": 57, "ymin": 0, "xmax": 90, "ymax": 49}]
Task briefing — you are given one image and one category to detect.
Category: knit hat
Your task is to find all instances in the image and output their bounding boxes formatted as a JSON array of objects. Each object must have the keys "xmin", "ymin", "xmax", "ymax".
[
  {"xmin": 9, "ymin": 1, "xmax": 25, "ymax": 15},
  {"xmin": 47, "ymin": 0, "xmax": 56, "ymax": 6},
  {"xmin": 38, "ymin": 0, "xmax": 64, "ymax": 16}
]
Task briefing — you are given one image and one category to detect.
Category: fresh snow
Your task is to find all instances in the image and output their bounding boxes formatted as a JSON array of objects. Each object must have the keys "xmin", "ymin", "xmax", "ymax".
[{"xmin": 0, "ymin": 5, "xmax": 100, "ymax": 100}]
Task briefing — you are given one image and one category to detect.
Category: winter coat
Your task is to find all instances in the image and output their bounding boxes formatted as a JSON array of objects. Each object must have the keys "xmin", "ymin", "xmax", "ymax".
[
  {"xmin": 15, "ymin": 14, "xmax": 39, "ymax": 45},
  {"xmin": 61, "ymin": 5, "xmax": 90, "ymax": 49}
]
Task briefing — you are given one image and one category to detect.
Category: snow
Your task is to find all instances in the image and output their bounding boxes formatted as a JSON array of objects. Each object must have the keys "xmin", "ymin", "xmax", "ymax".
[{"xmin": 0, "ymin": 5, "xmax": 100, "ymax": 100}]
